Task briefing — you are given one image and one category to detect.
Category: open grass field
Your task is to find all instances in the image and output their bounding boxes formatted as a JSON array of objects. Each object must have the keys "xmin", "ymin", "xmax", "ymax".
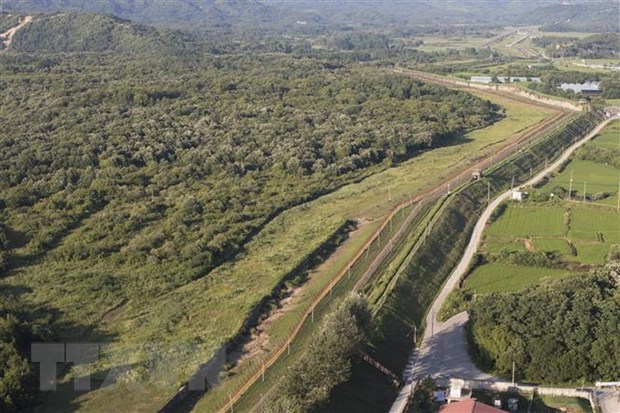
[
  {"xmin": 532, "ymin": 238, "xmax": 572, "ymax": 255},
  {"xmin": 482, "ymin": 203, "xmax": 618, "ymax": 267},
  {"xmin": 0, "ymin": 77, "xmax": 558, "ymax": 411},
  {"xmin": 464, "ymin": 263, "xmax": 574, "ymax": 294},
  {"xmin": 565, "ymin": 241, "xmax": 611, "ymax": 265},
  {"xmin": 589, "ymin": 119, "xmax": 620, "ymax": 150},
  {"xmin": 542, "ymin": 160, "xmax": 620, "ymax": 196},
  {"xmin": 486, "ymin": 206, "xmax": 566, "ymax": 238},
  {"xmin": 415, "ymin": 34, "xmax": 496, "ymax": 52},
  {"xmin": 484, "ymin": 238, "xmax": 527, "ymax": 253},
  {"xmin": 569, "ymin": 206, "xmax": 620, "ymax": 243},
  {"xmin": 595, "ymin": 195, "xmax": 620, "ymax": 208}
]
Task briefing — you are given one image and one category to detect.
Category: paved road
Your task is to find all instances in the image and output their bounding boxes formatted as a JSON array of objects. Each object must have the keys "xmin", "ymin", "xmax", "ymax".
[{"xmin": 389, "ymin": 115, "xmax": 620, "ymax": 413}]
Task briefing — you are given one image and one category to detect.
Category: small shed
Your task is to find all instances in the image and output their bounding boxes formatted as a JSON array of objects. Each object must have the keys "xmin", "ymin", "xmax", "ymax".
[{"xmin": 511, "ymin": 190, "xmax": 524, "ymax": 201}]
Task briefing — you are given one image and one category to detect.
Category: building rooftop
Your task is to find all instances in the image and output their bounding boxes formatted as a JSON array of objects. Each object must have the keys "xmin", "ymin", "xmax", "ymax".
[
  {"xmin": 439, "ymin": 398, "xmax": 506, "ymax": 413},
  {"xmin": 559, "ymin": 81, "xmax": 601, "ymax": 93}
]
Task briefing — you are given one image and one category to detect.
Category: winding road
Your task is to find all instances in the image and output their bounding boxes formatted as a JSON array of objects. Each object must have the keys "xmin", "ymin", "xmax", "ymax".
[{"xmin": 389, "ymin": 115, "xmax": 620, "ymax": 413}]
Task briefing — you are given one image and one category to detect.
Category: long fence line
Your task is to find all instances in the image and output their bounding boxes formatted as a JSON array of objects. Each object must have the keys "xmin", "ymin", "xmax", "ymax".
[
  {"xmin": 158, "ymin": 76, "xmax": 579, "ymax": 413},
  {"xmin": 213, "ymin": 112, "xmax": 577, "ymax": 413}
]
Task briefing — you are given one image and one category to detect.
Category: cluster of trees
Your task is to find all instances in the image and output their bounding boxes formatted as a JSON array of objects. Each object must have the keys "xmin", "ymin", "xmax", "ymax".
[
  {"xmin": 0, "ymin": 291, "xmax": 49, "ymax": 412},
  {"xmin": 468, "ymin": 260, "xmax": 620, "ymax": 383},
  {"xmin": 0, "ymin": 22, "xmax": 501, "ymax": 279},
  {"xmin": 489, "ymin": 250, "xmax": 558, "ymax": 268},
  {"xmin": 533, "ymin": 33, "xmax": 619, "ymax": 59},
  {"xmin": 407, "ymin": 377, "xmax": 439, "ymax": 413},
  {"xmin": 266, "ymin": 294, "xmax": 372, "ymax": 413}
]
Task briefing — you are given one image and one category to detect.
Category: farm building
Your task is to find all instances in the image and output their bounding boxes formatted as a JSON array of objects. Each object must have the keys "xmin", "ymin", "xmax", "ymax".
[
  {"xmin": 470, "ymin": 76, "xmax": 541, "ymax": 84},
  {"xmin": 559, "ymin": 81, "xmax": 602, "ymax": 95}
]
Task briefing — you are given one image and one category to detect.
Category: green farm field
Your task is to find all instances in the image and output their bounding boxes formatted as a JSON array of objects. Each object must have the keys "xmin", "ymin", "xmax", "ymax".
[
  {"xmin": 542, "ymin": 160, "xmax": 620, "ymax": 196},
  {"xmin": 486, "ymin": 206, "xmax": 566, "ymax": 238},
  {"xmin": 484, "ymin": 203, "xmax": 618, "ymax": 266},
  {"xmin": 569, "ymin": 206, "xmax": 620, "ymax": 243},
  {"xmin": 14, "ymin": 77, "xmax": 557, "ymax": 411},
  {"xmin": 590, "ymin": 119, "xmax": 620, "ymax": 150},
  {"xmin": 464, "ymin": 263, "xmax": 574, "ymax": 294}
]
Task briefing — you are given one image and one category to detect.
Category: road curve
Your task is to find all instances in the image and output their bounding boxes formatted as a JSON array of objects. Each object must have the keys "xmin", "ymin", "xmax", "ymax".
[{"xmin": 389, "ymin": 115, "xmax": 620, "ymax": 413}]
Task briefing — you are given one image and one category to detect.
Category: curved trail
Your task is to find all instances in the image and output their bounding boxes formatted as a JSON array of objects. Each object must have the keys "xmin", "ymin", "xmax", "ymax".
[
  {"xmin": 389, "ymin": 115, "xmax": 619, "ymax": 413},
  {"xmin": 0, "ymin": 15, "xmax": 32, "ymax": 47}
]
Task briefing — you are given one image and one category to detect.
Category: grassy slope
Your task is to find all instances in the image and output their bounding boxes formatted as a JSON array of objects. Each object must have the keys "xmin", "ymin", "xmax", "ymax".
[{"xmin": 5, "ymin": 86, "xmax": 554, "ymax": 411}]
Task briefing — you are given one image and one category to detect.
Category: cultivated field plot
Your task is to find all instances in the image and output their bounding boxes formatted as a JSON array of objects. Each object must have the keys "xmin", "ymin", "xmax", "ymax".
[
  {"xmin": 532, "ymin": 238, "xmax": 572, "ymax": 255},
  {"xmin": 542, "ymin": 160, "xmax": 620, "ymax": 196},
  {"xmin": 485, "ymin": 206, "xmax": 566, "ymax": 238},
  {"xmin": 590, "ymin": 119, "xmax": 620, "ymax": 150},
  {"xmin": 569, "ymin": 206, "xmax": 620, "ymax": 244},
  {"xmin": 566, "ymin": 241, "xmax": 610, "ymax": 265},
  {"xmin": 484, "ymin": 238, "xmax": 527, "ymax": 253},
  {"xmin": 483, "ymin": 203, "xmax": 618, "ymax": 267},
  {"xmin": 464, "ymin": 263, "xmax": 573, "ymax": 294}
]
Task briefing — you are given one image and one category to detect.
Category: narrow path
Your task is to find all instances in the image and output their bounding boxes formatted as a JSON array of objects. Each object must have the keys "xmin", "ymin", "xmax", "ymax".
[
  {"xmin": 1, "ymin": 15, "xmax": 32, "ymax": 47},
  {"xmin": 389, "ymin": 115, "xmax": 620, "ymax": 413}
]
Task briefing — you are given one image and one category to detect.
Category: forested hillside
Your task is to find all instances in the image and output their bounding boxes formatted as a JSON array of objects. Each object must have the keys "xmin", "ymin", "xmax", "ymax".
[
  {"xmin": 0, "ymin": 12, "xmax": 503, "ymax": 410},
  {"xmin": 4, "ymin": 0, "xmax": 619, "ymax": 33}
]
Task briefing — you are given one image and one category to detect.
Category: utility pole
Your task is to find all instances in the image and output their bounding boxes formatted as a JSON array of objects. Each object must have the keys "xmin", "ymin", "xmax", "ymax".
[
  {"xmin": 487, "ymin": 180, "xmax": 491, "ymax": 205},
  {"xmin": 568, "ymin": 170, "xmax": 574, "ymax": 200},
  {"xmin": 413, "ymin": 325, "xmax": 417, "ymax": 344},
  {"xmin": 388, "ymin": 186, "xmax": 392, "ymax": 202},
  {"xmin": 511, "ymin": 175, "xmax": 515, "ymax": 190},
  {"xmin": 512, "ymin": 361, "xmax": 516, "ymax": 386},
  {"xmin": 583, "ymin": 181, "xmax": 587, "ymax": 202}
]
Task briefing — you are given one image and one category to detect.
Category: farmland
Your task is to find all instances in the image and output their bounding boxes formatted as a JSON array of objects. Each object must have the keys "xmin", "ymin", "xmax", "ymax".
[
  {"xmin": 465, "ymin": 263, "xmax": 573, "ymax": 294},
  {"xmin": 469, "ymin": 120, "xmax": 620, "ymax": 298},
  {"xmin": 541, "ymin": 160, "xmax": 620, "ymax": 196},
  {"xmin": 485, "ymin": 206, "xmax": 566, "ymax": 238},
  {"xmin": 589, "ymin": 119, "xmax": 620, "ymax": 150}
]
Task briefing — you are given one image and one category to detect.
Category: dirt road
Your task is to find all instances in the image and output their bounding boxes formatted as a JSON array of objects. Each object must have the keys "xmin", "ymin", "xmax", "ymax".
[{"xmin": 1, "ymin": 15, "xmax": 32, "ymax": 47}]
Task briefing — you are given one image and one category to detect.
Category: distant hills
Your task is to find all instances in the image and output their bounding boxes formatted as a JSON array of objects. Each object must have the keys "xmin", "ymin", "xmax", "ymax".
[
  {"xmin": 2, "ymin": 0, "xmax": 618, "ymax": 33},
  {"xmin": 1, "ymin": 12, "xmax": 208, "ymax": 55}
]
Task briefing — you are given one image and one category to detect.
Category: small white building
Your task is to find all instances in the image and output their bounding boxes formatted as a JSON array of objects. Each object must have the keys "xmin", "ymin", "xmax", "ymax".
[{"xmin": 512, "ymin": 190, "xmax": 524, "ymax": 201}]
